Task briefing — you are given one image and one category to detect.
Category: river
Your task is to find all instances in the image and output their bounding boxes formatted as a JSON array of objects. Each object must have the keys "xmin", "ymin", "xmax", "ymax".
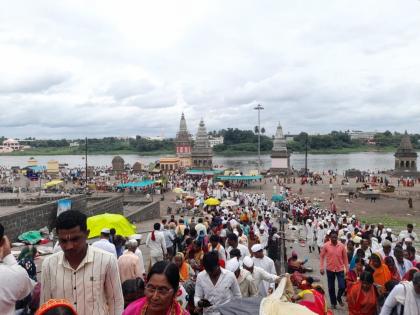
[{"xmin": 0, "ymin": 152, "xmax": 400, "ymax": 173}]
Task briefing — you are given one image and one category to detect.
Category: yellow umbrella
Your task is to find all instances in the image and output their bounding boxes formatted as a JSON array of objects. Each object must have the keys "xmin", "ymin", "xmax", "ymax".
[
  {"xmin": 173, "ymin": 187, "xmax": 184, "ymax": 194},
  {"xmin": 44, "ymin": 179, "xmax": 64, "ymax": 188},
  {"xmin": 87, "ymin": 213, "xmax": 136, "ymax": 239},
  {"xmin": 204, "ymin": 197, "xmax": 220, "ymax": 206}
]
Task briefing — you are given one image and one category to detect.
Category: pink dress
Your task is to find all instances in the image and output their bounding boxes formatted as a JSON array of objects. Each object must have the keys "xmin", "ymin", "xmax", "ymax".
[{"xmin": 123, "ymin": 297, "xmax": 189, "ymax": 315}]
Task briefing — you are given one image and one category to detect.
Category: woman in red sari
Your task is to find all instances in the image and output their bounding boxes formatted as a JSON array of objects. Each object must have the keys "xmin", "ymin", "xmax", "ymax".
[
  {"xmin": 293, "ymin": 285, "xmax": 328, "ymax": 315},
  {"xmin": 347, "ymin": 271, "xmax": 378, "ymax": 315},
  {"xmin": 123, "ymin": 261, "xmax": 189, "ymax": 315},
  {"xmin": 346, "ymin": 257, "xmax": 365, "ymax": 292}
]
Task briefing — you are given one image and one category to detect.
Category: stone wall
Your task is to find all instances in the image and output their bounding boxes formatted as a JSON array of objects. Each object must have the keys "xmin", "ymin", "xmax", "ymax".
[
  {"xmin": 0, "ymin": 195, "xmax": 66, "ymax": 207},
  {"xmin": 0, "ymin": 195, "xmax": 124, "ymax": 241},
  {"xmin": 85, "ymin": 195, "xmax": 124, "ymax": 217},
  {"xmin": 0, "ymin": 195, "xmax": 86, "ymax": 241},
  {"xmin": 125, "ymin": 201, "xmax": 160, "ymax": 223}
]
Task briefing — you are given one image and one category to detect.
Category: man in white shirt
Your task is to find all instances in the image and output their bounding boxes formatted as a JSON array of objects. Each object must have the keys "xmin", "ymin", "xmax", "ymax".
[
  {"xmin": 242, "ymin": 256, "xmax": 280, "ymax": 296},
  {"xmin": 195, "ymin": 218, "xmax": 207, "ymax": 236},
  {"xmin": 225, "ymin": 258, "xmax": 257, "ymax": 298},
  {"xmin": 195, "ymin": 251, "xmax": 241, "ymax": 315},
  {"xmin": 91, "ymin": 228, "xmax": 117, "ymax": 257},
  {"xmin": 226, "ymin": 233, "xmax": 250, "ymax": 262},
  {"xmin": 41, "ymin": 210, "xmax": 124, "ymax": 315},
  {"xmin": 379, "ymin": 272, "xmax": 420, "ymax": 315},
  {"xmin": 0, "ymin": 225, "xmax": 34, "ymax": 315},
  {"xmin": 394, "ymin": 246, "xmax": 413, "ymax": 279},
  {"xmin": 251, "ymin": 244, "xmax": 277, "ymax": 296},
  {"xmin": 146, "ymin": 222, "xmax": 167, "ymax": 266},
  {"xmin": 398, "ymin": 223, "xmax": 417, "ymax": 242},
  {"xmin": 305, "ymin": 219, "xmax": 316, "ymax": 253}
]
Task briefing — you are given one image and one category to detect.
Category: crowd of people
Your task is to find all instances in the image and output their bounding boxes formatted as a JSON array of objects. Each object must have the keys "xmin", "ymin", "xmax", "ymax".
[
  {"xmin": 288, "ymin": 195, "xmax": 420, "ymax": 315},
  {"xmin": 0, "ymin": 171, "xmax": 420, "ymax": 315}
]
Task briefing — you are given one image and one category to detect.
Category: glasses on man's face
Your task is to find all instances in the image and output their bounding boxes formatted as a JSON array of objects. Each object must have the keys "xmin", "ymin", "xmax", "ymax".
[{"xmin": 145, "ymin": 284, "xmax": 173, "ymax": 295}]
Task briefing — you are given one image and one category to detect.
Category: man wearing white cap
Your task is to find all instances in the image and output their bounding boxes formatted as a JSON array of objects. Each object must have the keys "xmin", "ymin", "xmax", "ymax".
[
  {"xmin": 118, "ymin": 239, "xmax": 142, "ymax": 284},
  {"xmin": 124, "ymin": 234, "xmax": 145, "ymax": 276},
  {"xmin": 226, "ymin": 258, "xmax": 257, "ymax": 297},
  {"xmin": 398, "ymin": 224, "xmax": 417, "ymax": 242},
  {"xmin": 381, "ymin": 228, "xmax": 398, "ymax": 244},
  {"xmin": 251, "ymin": 244, "xmax": 277, "ymax": 296},
  {"xmin": 92, "ymin": 228, "xmax": 117, "ymax": 257},
  {"xmin": 305, "ymin": 219, "xmax": 315, "ymax": 253},
  {"xmin": 316, "ymin": 222, "xmax": 327, "ymax": 254},
  {"xmin": 242, "ymin": 256, "xmax": 280, "ymax": 296}
]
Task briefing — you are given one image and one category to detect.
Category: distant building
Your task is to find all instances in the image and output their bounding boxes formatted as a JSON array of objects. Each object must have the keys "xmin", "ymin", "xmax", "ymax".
[
  {"xmin": 147, "ymin": 136, "xmax": 165, "ymax": 141},
  {"xmin": 69, "ymin": 142, "xmax": 80, "ymax": 147},
  {"xmin": 285, "ymin": 135, "xmax": 296, "ymax": 142},
  {"xmin": 208, "ymin": 136, "xmax": 224, "ymax": 147},
  {"xmin": 394, "ymin": 131, "xmax": 417, "ymax": 173},
  {"xmin": 159, "ymin": 157, "xmax": 181, "ymax": 173},
  {"xmin": 348, "ymin": 130, "xmax": 377, "ymax": 141},
  {"xmin": 174, "ymin": 113, "xmax": 193, "ymax": 168},
  {"xmin": 270, "ymin": 122, "xmax": 291, "ymax": 176},
  {"xmin": 112, "ymin": 156, "xmax": 125, "ymax": 174},
  {"xmin": 191, "ymin": 119, "xmax": 213, "ymax": 170},
  {"xmin": 2, "ymin": 138, "xmax": 21, "ymax": 151}
]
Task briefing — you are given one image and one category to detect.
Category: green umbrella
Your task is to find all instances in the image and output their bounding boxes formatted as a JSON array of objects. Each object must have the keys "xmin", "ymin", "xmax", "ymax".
[{"xmin": 271, "ymin": 194, "xmax": 285, "ymax": 202}]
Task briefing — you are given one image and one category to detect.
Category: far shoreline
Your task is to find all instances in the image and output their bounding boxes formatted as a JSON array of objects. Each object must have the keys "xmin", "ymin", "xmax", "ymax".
[{"xmin": 0, "ymin": 147, "xmax": 412, "ymax": 157}]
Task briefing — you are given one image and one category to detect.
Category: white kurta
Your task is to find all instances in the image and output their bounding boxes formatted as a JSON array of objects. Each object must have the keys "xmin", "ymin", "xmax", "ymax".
[
  {"xmin": 305, "ymin": 224, "xmax": 315, "ymax": 246},
  {"xmin": 252, "ymin": 256, "xmax": 277, "ymax": 296}
]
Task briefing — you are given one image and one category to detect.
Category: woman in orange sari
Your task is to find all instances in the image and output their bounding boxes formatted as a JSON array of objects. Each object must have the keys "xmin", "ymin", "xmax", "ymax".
[
  {"xmin": 369, "ymin": 253, "xmax": 392, "ymax": 291},
  {"xmin": 347, "ymin": 271, "xmax": 378, "ymax": 315},
  {"xmin": 173, "ymin": 252, "xmax": 194, "ymax": 282}
]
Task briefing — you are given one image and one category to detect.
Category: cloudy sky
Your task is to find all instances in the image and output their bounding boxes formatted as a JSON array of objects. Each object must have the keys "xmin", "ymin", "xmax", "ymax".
[{"xmin": 1, "ymin": 0, "xmax": 420, "ymax": 139}]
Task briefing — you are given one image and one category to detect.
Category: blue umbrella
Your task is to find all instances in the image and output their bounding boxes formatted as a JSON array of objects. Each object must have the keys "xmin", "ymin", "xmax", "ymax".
[{"xmin": 271, "ymin": 194, "xmax": 285, "ymax": 202}]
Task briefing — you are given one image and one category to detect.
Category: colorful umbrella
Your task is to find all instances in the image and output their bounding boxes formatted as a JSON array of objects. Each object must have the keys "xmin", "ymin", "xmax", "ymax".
[
  {"xmin": 204, "ymin": 197, "xmax": 221, "ymax": 206},
  {"xmin": 271, "ymin": 194, "xmax": 285, "ymax": 202},
  {"xmin": 172, "ymin": 187, "xmax": 184, "ymax": 194},
  {"xmin": 87, "ymin": 213, "xmax": 136, "ymax": 239}
]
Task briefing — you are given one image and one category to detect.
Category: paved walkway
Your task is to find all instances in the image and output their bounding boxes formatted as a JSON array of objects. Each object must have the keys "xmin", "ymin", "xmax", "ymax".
[{"xmin": 286, "ymin": 228, "xmax": 347, "ymax": 315}]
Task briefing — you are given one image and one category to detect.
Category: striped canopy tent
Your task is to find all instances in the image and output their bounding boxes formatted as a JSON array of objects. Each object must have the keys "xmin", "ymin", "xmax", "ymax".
[{"xmin": 117, "ymin": 179, "xmax": 156, "ymax": 188}]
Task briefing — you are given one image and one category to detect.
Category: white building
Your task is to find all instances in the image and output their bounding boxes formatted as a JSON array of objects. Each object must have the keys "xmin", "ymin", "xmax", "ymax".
[
  {"xmin": 2, "ymin": 138, "xmax": 21, "ymax": 151},
  {"xmin": 208, "ymin": 136, "xmax": 224, "ymax": 147},
  {"xmin": 348, "ymin": 130, "xmax": 377, "ymax": 141}
]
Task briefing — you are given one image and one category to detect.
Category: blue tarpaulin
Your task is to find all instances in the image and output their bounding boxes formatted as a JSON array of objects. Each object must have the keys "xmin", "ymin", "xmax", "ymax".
[
  {"xmin": 117, "ymin": 179, "xmax": 156, "ymax": 188},
  {"xmin": 28, "ymin": 166, "xmax": 46, "ymax": 172},
  {"xmin": 216, "ymin": 175, "xmax": 263, "ymax": 181}
]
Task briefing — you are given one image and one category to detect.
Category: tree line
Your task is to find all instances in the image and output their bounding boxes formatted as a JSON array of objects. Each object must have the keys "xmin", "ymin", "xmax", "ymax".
[{"xmin": 1, "ymin": 130, "xmax": 419, "ymax": 154}]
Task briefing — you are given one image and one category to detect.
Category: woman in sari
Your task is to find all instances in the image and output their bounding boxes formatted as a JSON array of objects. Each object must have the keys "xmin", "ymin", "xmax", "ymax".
[
  {"xmin": 123, "ymin": 261, "xmax": 189, "ymax": 315},
  {"xmin": 347, "ymin": 271, "xmax": 378, "ymax": 315},
  {"xmin": 369, "ymin": 253, "xmax": 392, "ymax": 291},
  {"xmin": 186, "ymin": 240, "xmax": 204, "ymax": 273},
  {"xmin": 384, "ymin": 256, "xmax": 401, "ymax": 281},
  {"xmin": 173, "ymin": 252, "xmax": 194, "ymax": 282},
  {"xmin": 293, "ymin": 285, "xmax": 328, "ymax": 315},
  {"xmin": 18, "ymin": 246, "xmax": 38, "ymax": 281},
  {"xmin": 346, "ymin": 257, "xmax": 365, "ymax": 292}
]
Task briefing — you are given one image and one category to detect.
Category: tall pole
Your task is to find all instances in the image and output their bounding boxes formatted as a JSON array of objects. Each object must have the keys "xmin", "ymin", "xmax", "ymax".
[
  {"xmin": 85, "ymin": 137, "xmax": 88, "ymax": 189},
  {"xmin": 254, "ymin": 104, "xmax": 264, "ymax": 173},
  {"xmin": 305, "ymin": 133, "xmax": 308, "ymax": 175}
]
